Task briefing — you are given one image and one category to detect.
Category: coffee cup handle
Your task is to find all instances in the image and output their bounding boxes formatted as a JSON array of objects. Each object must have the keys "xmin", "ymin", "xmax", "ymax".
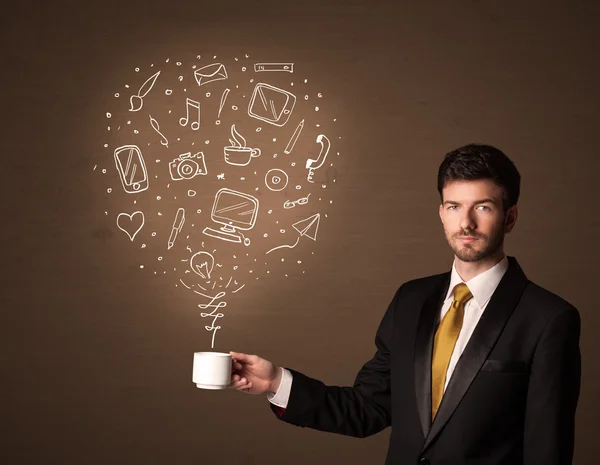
[{"xmin": 251, "ymin": 148, "xmax": 261, "ymax": 158}]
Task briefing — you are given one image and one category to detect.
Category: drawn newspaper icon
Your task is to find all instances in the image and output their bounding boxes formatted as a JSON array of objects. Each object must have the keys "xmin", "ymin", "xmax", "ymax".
[{"xmin": 247, "ymin": 83, "xmax": 296, "ymax": 127}]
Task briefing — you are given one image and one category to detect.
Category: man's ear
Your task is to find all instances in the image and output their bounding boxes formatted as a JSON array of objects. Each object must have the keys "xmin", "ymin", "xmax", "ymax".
[
  {"xmin": 504, "ymin": 204, "xmax": 519, "ymax": 233},
  {"xmin": 439, "ymin": 204, "xmax": 443, "ymax": 222}
]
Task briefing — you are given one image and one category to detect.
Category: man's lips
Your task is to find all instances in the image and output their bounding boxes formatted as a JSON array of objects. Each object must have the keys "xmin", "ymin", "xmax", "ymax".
[{"xmin": 458, "ymin": 236, "xmax": 479, "ymax": 242}]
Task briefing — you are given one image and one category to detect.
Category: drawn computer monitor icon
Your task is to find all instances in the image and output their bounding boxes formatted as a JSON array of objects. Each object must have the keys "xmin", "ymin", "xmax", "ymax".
[
  {"xmin": 247, "ymin": 83, "xmax": 296, "ymax": 127},
  {"xmin": 114, "ymin": 144, "xmax": 149, "ymax": 193},
  {"xmin": 202, "ymin": 188, "xmax": 259, "ymax": 246}
]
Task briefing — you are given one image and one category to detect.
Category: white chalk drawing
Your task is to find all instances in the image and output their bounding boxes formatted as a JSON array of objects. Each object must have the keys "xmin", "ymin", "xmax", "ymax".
[
  {"xmin": 306, "ymin": 134, "xmax": 331, "ymax": 183},
  {"xmin": 180, "ymin": 279, "xmax": 226, "ymax": 349},
  {"xmin": 114, "ymin": 145, "xmax": 149, "ymax": 193},
  {"xmin": 231, "ymin": 283, "xmax": 245, "ymax": 293},
  {"xmin": 293, "ymin": 213, "xmax": 320, "ymax": 240},
  {"xmin": 202, "ymin": 188, "xmax": 259, "ymax": 246},
  {"xmin": 266, "ymin": 237, "xmax": 300, "ymax": 254},
  {"xmin": 248, "ymin": 83, "xmax": 296, "ymax": 127},
  {"xmin": 167, "ymin": 208, "xmax": 185, "ymax": 250},
  {"xmin": 169, "ymin": 151, "xmax": 207, "ymax": 181},
  {"xmin": 99, "ymin": 55, "xmax": 342, "ymax": 351},
  {"xmin": 199, "ymin": 291, "xmax": 226, "ymax": 349},
  {"xmin": 129, "ymin": 70, "xmax": 161, "ymax": 112},
  {"xmin": 284, "ymin": 119, "xmax": 304, "ymax": 154},
  {"xmin": 218, "ymin": 88, "xmax": 230, "ymax": 118},
  {"xmin": 117, "ymin": 211, "xmax": 145, "ymax": 241},
  {"xmin": 179, "ymin": 98, "xmax": 201, "ymax": 130},
  {"xmin": 283, "ymin": 193, "xmax": 311, "ymax": 209},
  {"xmin": 265, "ymin": 213, "xmax": 320, "ymax": 254},
  {"xmin": 190, "ymin": 251, "xmax": 215, "ymax": 279},
  {"xmin": 254, "ymin": 63, "xmax": 294, "ymax": 73},
  {"xmin": 265, "ymin": 168, "xmax": 289, "ymax": 191},
  {"xmin": 194, "ymin": 63, "xmax": 228, "ymax": 86},
  {"xmin": 149, "ymin": 115, "xmax": 169, "ymax": 147},
  {"xmin": 224, "ymin": 124, "xmax": 261, "ymax": 166}
]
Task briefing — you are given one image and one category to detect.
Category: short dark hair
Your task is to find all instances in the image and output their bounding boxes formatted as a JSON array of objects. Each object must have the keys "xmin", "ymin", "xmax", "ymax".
[{"xmin": 437, "ymin": 143, "xmax": 521, "ymax": 211}]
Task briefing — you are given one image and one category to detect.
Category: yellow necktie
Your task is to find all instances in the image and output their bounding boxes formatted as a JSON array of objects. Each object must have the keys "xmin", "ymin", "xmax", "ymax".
[{"xmin": 431, "ymin": 282, "xmax": 473, "ymax": 421}]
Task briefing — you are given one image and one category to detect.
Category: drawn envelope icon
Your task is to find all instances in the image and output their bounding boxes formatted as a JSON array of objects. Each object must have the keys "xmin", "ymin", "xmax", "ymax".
[{"xmin": 194, "ymin": 63, "xmax": 228, "ymax": 86}]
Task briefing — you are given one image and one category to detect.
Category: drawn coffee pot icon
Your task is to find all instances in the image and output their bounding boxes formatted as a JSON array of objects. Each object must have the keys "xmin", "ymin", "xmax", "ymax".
[{"xmin": 224, "ymin": 124, "xmax": 261, "ymax": 166}]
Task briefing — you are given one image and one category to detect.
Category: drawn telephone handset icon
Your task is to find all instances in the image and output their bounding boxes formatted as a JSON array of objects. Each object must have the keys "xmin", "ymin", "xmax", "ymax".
[{"xmin": 305, "ymin": 134, "xmax": 330, "ymax": 183}]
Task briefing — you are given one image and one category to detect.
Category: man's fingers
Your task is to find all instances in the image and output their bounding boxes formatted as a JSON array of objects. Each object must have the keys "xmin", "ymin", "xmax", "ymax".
[
  {"xmin": 229, "ymin": 351, "xmax": 244, "ymax": 360},
  {"xmin": 230, "ymin": 377, "xmax": 251, "ymax": 390},
  {"xmin": 232, "ymin": 360, "xmax": 243, "ymax": 370},
  {"xmin": 229, "ymin": 351, "xmax": 258, "ymax": 365}
]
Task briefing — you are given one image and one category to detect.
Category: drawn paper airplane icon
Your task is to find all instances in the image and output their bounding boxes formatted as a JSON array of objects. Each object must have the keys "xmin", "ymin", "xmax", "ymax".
[{"xmin": 292, "ymin": 213, "xmax": 320, "ymax": 241}]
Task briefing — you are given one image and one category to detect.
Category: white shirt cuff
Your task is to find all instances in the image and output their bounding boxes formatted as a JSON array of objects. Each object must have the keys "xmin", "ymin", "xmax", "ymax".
[{"xmin": 267, "ymin": 367, "xmax": 293, "ymax": 408}]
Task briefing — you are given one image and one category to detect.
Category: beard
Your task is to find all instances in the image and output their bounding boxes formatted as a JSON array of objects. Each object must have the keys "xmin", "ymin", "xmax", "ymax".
[{"xmin": 446, "ymin": 227, "xmax": 505, "ymax": 262}]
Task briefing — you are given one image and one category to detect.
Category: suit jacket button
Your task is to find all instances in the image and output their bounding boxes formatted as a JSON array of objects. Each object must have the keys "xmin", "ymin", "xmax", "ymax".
[{"xmin": 419, "ymin": 458, "xmax": 430, "ymax": 465}]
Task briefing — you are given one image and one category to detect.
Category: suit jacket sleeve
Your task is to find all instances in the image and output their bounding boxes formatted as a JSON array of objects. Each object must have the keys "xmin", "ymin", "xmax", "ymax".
[
  {"xmin": 268, "ymin": 285, "xmax": 402, "ymax": 438},
  {"xmin": 523, "ymin": 305, "xmax": 581, "ymax": 465}
]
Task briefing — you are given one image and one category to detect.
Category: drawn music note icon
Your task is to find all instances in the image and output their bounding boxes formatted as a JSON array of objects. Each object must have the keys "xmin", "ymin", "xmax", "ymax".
[{"xmin": 179, "ymin": 97, "xmax": 201, "ymax": 130}]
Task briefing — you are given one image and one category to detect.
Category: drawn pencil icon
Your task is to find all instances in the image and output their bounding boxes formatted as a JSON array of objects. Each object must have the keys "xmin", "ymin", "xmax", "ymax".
[
  {"xmin": 218, "ymin": 88, "xmax": 230, "ymax": 119},
  {"xmin": 284, "ymin": 119, "xmax": 304, "ymax": 154},
  {"xmin": 167, "ymin": 208, "xmax": 185, "ymax": 250},
  {"xmin": 130, "ymin": 71, "xmax": 161, "ymax": 112}
]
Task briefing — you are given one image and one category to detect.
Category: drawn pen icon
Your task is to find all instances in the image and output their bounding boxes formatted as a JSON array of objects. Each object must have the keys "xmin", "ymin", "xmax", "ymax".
[
  {"xmin": 284, "ymin": 119, "xmax": 304, "ymax": 154},
  {"xmin": 167, "ymin": 208, "xmax": 186, "ymax": 250}
]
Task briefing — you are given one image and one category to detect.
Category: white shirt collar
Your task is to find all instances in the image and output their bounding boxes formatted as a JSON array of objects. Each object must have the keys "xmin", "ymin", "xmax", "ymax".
[{"xmin": 445, "ymin": 255, "xmax": 509, "ymax": 308}]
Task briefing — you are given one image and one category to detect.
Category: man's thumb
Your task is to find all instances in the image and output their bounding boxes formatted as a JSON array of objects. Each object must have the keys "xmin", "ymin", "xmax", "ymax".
[{"xmin": 229, "ymin": 351, "xmax": 246, "ymax": 361}]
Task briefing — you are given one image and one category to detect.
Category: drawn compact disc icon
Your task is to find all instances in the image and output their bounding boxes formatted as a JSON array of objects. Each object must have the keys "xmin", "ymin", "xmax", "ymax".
[{"xmin": 265, "ymin": 168, "xmax": 289, "ymax": 192}]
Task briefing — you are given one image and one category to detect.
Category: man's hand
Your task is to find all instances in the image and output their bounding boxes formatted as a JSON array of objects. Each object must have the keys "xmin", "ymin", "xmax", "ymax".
[{"xmin": 228, "ymin": 351, "xmax": 282, "ymax": 395}]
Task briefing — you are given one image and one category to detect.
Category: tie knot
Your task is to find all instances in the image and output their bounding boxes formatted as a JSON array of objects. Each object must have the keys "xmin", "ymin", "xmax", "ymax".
[{"xmin": 453, "ymin": 283, "xmax": 473, "ymax": 305}]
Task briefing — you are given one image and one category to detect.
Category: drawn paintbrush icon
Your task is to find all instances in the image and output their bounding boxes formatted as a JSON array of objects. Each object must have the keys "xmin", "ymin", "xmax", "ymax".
[{"xmin": 130, "ymin": 71, "xmax": 161, "ymax": 112}]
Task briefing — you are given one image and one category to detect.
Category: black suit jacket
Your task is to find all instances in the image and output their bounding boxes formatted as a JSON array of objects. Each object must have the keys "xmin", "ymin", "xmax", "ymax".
[{"xmin": 270, "ymin": 256, "xmax": 581, "ymax": 465}]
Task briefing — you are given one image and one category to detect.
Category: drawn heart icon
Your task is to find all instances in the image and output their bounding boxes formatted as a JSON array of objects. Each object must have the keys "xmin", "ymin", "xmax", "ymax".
[{"xmin": 117, "ymin": 211, "xmax": 145, "ymax": 241}]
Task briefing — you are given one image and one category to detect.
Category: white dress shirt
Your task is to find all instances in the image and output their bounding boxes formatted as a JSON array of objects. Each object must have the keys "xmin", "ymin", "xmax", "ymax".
[{"xmin": 267, "ymin": 255, "xmax": 510, "ymax": 409}]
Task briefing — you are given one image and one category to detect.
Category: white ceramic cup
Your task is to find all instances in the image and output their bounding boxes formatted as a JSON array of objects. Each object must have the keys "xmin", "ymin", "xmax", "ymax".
[{"xmin": 192, "ymin": 351, "xmax": 232, "ymax": 389}]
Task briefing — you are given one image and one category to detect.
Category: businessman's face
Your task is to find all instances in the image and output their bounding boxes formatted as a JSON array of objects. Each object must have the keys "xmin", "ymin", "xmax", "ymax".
[{"xmin": 439, "ymin": 179, "xmax": 517, "ymax": 262}]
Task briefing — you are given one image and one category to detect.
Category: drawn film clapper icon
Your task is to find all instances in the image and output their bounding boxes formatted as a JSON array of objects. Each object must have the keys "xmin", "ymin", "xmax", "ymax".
[{"xmin": 248, "ymin": 83, "xmax": 296, "ymax": 127}]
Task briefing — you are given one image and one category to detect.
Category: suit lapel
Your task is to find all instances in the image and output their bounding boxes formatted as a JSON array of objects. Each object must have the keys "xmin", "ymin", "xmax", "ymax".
[
  {"xmin": 414, "ymin": 271, "xmax": 450, "ymax": 439},
  {"xmin": 415, "ymin": 256, "xmax": 529, "ymax": 453}
]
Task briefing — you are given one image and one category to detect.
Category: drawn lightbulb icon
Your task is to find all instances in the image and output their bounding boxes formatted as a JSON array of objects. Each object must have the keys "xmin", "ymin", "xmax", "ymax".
[{"xmin": 190, "ymin": 251, "xmax": 215, "ymax": 279}]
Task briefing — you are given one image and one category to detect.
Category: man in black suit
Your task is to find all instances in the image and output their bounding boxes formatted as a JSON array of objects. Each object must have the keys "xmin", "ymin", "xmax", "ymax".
[{"xmin": 228, "ymin": 144, "xmax": 581, "ymax": 465}]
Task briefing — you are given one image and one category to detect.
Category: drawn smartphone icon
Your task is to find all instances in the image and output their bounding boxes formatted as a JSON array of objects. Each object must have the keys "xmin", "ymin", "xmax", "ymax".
[
  {"xmin": 114, "ymin": 144, "xmax": 149, "ymax": 193},
  {"xmin": 248, "ymin": 83, "xmax": 296, "ymax": 127}
]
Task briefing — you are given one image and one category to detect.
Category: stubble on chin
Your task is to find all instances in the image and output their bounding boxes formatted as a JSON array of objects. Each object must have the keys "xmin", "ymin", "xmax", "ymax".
[{"xmin": 448, "ymin": 232, "xmax": 504, "ymax": 262}]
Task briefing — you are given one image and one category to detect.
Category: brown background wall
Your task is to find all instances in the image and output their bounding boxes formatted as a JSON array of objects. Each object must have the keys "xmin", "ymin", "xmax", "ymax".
[{"xmin": 2, "ymin": 1, "xmax": 599, "ymax": 464}]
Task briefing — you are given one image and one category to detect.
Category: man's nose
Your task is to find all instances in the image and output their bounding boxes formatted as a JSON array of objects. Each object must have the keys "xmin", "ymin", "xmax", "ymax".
[{"xmin": 459, "ymin": 212, "xmax": 476, "ymax": 231}]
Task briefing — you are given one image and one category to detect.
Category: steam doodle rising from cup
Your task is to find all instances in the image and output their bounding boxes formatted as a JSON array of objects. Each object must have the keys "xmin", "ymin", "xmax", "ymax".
[{"xmin": 224, "ymin": 124, "xmax": 261, "ymax": 167}]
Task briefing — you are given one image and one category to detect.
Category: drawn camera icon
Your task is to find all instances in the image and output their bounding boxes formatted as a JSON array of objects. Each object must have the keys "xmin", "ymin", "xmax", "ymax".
[
  {"xmin": 169, "ymin": 151, "xmax": 208, "ymax": 181},
  {"xmin": 248, "ymin": 83, "xmax": 296, "ymax": 127}
]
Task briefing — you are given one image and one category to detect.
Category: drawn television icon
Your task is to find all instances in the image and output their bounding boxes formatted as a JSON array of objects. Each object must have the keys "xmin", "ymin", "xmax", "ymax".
[
  {"xmin": 202, "ymin": 188, "xmax": 259, "ymax": 246},
  {"xmin": 247, "ymin": 83, "xmax": 296, "ymax": 127},
  {"xmin": 114, "ymin": 144, "xmax": 149, "ymax": 193}
]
